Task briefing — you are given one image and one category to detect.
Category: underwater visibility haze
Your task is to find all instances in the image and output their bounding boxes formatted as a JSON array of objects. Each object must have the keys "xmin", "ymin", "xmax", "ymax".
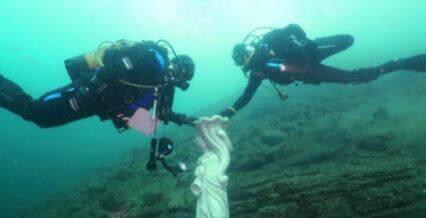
[{"xmin": 1, "ymin": 0, "xmax": 426, "ymax": 217}]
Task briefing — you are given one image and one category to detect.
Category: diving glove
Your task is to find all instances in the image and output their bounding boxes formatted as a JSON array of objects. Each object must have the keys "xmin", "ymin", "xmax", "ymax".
[
  {"xmin": 219, "ymin": 107, "xmax": 236, "ymax": 118},
  {"xmin": 182, "ymin": 116, "xmax": 197, "ymax": 126},
  {"xmin": 171, "ymin": 113, "xmax": 197, "ymax": 126}
]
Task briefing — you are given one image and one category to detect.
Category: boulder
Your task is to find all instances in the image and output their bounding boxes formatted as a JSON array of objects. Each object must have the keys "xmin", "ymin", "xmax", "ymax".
[{"xmin": 259, "ymin": 130, "xmax": 286, "ymax": 147}]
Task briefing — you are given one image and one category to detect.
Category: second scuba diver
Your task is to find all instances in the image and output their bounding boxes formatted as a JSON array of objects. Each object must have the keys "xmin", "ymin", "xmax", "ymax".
[
  {"xmin": 220, "ymin": 24, "xmax": 426, "ymax": 117},
  {"xmin": 0, "ymin": 39, "xmax": 197, "ymax": 131}
]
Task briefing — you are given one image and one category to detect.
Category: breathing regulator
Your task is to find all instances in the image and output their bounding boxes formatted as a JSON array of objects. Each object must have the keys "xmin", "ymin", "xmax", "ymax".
[{"xmin": 157, "ymin": 40, "xmax": 195, "ymax": 91}]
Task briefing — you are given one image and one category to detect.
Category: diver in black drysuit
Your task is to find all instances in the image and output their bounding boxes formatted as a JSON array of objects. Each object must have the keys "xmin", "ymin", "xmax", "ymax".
[
  {"xmin": 220, "ymin": 24, "xmax": 426, "ymax": 117},
  {"xmin": 0, "ymin": 40, "xmax": 196, "ymax": 130}
]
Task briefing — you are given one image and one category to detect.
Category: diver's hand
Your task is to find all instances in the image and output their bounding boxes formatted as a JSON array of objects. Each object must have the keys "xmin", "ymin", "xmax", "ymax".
[
  {"xmin": 219, "ymin": 107, "xmax": 236, "ymax": 118},
  {"xmin": 172, "ymin": 113, "xmax": 197, "ymax": 127},
  {"xmin": 182, "ymin": 116, "xmax": 197, "ymax": 127}
]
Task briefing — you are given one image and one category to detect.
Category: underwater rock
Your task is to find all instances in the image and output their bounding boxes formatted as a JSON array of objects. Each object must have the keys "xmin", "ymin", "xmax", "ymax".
[
  {"xmin": 287, "ymin": 147, "xmax": 344, "ymax": 167},
  {"xmin": 231, "ymin": 154, "xmax": 270, "ymax": 172},
  {"xmin": 259, "ymin": 130, "xmax": 286, "ymax": 147},
  {"xmin": 137, "ymin": 207, "xmax": 164, "ymax": 217},
  {"xmin": 372, "ymin": 107, "xmax": 389, "ymax": 121},
  {"xmin": 66, "ymin": 202, "xmax": 83, "ymax": 214},
  {"xmin": 142, "ymin": 192, "xmax": 165, "ymax": 207},
  {"xmin": 82, "ymin": 183, "xmax": 107, "ymax": 199},
  {"xmin": 257, "ymin": 203, "xmax": 298, "ymax": 217},
  {"xmin": 231, "ymin": 143, "xmax": 297, "ymax": 172},
  {"xmin": 357, "ymin": 133, "xmax": 394, "ymax": 152},
  {"xmin": 130, "ymin": 148, "xmax": 145, "ymax": 160},
  {"xmin": 112, "ymin": 167, "xmax": 135, "ymax": 181},
  {"xmin": 126, "ymin": 206, "xmax": 145, "ymax": 218},
  {"xmin": 99, "ymin": 191, "xmax": 126, "ymax": 212},
  {"xmin": 228, "ymin": 165, "xmax": 425, "ymax": 218},
  {"xmin": 126, "ymin": 205, "xmax": 188, "ymax": 218},
  {"xmin": 386, "ymin": 148, "xmax": 402, "ymax": 156},
  {"xmin": 87, "ymin": 210, "xmax": 109, "ymax": 218},
  {"xmin": 279, "ymin": 123, "xmax": 297, "ymax": 133}
]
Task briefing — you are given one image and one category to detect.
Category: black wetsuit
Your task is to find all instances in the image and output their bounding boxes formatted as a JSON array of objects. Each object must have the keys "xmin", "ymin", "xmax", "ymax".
[
  {"xmin": 0, "ymin": 41, "xmax": 191, "ymax": 129},
  {"xmin": 224, "ymin": 24, "xmax": 426, "ymax": 116}
]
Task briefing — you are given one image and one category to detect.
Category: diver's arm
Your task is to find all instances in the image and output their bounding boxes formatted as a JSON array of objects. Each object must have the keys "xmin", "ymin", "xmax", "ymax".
[
  {"xmin": 220, "ymin": 74, "xmax": 263, "ymax": 117},
  {"xmin": 159, "ymin": 87, "xmax": 197, "ymax": 126},
  {"xmin": 169, "ymin": 112, "xmax": 197, "ymax": 126}
]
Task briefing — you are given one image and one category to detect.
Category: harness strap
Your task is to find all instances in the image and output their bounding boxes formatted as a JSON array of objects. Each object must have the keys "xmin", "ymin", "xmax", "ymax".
[{"xmin": 118, "ymin": 79, "xmax": 156, "ymax": 89}]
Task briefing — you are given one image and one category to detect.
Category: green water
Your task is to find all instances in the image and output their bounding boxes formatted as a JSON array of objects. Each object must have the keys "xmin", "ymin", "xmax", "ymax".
[{"xmin": 0, "ymin": 0, "xmax": 425, "ymax": 217}]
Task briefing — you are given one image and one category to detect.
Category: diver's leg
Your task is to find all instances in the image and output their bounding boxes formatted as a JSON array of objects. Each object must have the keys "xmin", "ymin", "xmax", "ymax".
[
  {"xmin": 31, "ymin": 84, "xmax": 99, "ymax": 127},
  {"xmin": 382, "ymin": 54, "xmax": 426, "ymax": 72},
  {"xmin": 0, "ymin": 74, "xmax": 35, "ymax": 116},
  {"xmin": 301, "ymin": 64, "xmax": 382, "ymax": 85},
  {"xmin": 0, "ymin": 75, "xmax": 98, "ymax": 128},
  {"xmin": 313, "ymin": 34, "xmax": 354, "ymax": 63},
  {"xmin": 302, "ymin": 54, "xmax": 426, "ymax": 85}
]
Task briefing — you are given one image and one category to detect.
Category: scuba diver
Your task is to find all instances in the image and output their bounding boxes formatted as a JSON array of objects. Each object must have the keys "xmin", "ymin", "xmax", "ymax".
[
  {"xmin": 0, "ymin": 39, "xmax": 197, "ymax": 131},
  {"xmin": 219, "ymin": 24, "xmax": 426, "ymax": 117}
]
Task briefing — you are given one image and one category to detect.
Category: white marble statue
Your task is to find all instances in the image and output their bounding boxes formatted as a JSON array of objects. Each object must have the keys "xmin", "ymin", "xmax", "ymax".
[{"xmin": 191, "ymin": 115, "xmax": 233, "ymax": 218}]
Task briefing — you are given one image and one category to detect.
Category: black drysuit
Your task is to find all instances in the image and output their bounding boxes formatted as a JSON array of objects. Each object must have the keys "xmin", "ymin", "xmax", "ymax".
[
  {"xmin": 227, "ymin": 24, "xmax": 426, "ymax": 114},
  {"xmin": 0, "ymin": 41, "xmax": 191, "ymax": 129}
]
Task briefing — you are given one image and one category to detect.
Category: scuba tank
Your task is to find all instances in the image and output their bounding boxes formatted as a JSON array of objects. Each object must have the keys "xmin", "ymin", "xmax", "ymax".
[
  {"xmin": 64, "ymin": 49, "xmax": 103, "ymax": 82},
  {"xmin": 64, "ymin": 41, "xmax": 126, "ymax": 82}
]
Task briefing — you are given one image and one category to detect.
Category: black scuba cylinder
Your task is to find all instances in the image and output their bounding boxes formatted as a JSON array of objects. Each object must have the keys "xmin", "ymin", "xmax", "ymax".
[
  {"xmin": 64, "ymin": 45, "xmax": 110, "ymax": 82},
  {"xmin": 64, "ymin": 41, "xmax": 125, "ymax": 82},
  {"xmin": 64, "ymin": 54, "xmax": 95, "ymax": 82}
]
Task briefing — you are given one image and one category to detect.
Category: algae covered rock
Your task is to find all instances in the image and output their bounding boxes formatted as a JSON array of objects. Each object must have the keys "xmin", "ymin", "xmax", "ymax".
[
  {"xmin": 372, "ymin": 107, "xmax": 389, "ymax": 121},
  {"xmin": 99, "ymin": 190, "xmax": 126, "ymax": 212},
  {"xmin": 112, "ymin": 167, "xmax": 135, "ymax": 181},
  {"xmin": 357, "ymin": 133, "xmax": 394, "ymax": 152},
  {"xmin": 142, "ymin": 192, "xmax": 165, "ymax": 207},
  {"xmin": 258, "ymin": 129, "xmax": 286, "ymax": 146}
]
